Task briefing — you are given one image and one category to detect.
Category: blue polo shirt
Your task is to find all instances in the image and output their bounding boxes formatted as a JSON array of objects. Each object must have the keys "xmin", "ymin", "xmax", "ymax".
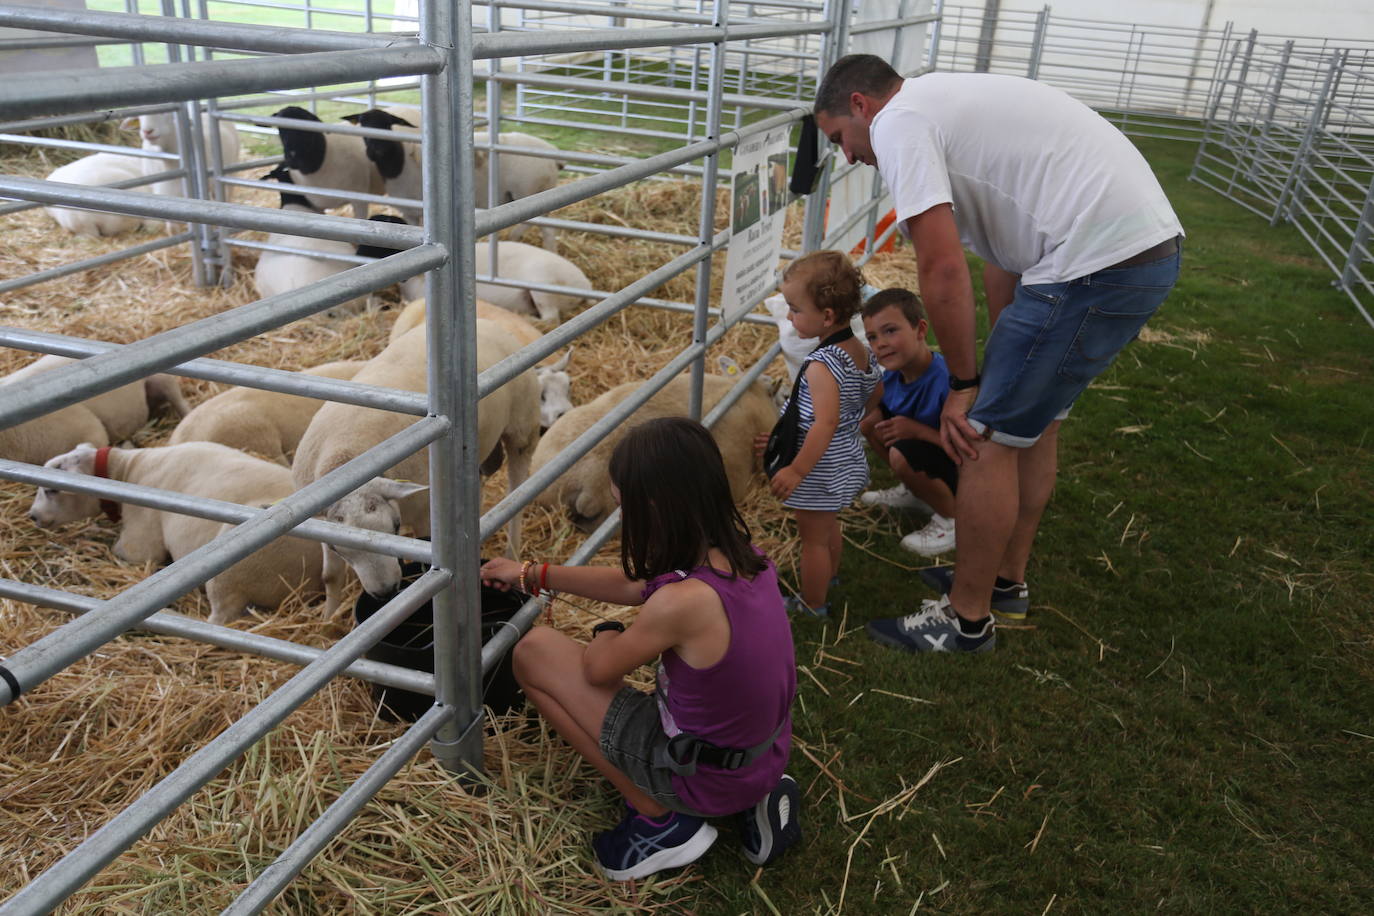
[{"xmin": 880, "ymin": 352, "xmax": 949, "ymax": 429}]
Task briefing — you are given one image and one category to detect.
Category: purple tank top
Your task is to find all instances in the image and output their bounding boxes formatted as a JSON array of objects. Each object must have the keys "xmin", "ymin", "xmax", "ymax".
[{"xmin": 641, "ymin": 553, "xmax": 796, "ymax": 816}]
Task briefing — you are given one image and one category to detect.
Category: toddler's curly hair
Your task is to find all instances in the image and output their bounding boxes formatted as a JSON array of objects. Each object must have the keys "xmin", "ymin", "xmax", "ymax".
[{"xmin": 783, "ymin": 250, "xmax": 865, "ymax": 323}]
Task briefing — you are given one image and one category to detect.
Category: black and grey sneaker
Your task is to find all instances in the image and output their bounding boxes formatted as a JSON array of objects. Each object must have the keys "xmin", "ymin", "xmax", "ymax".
[
  {"xmin": 592, "ymin": 807, "xmax": 718, "ymax": 881},
  {"xmin": 866, "ymin": 595, "xmax": 995, "ymax": 654},
  {"xmin": 917, "ymin": 565, "xmax": 1029, "ymax": 621},
  {"xmin": 740, "ymin": 774, "xmax": 801, "ymax": 866}
]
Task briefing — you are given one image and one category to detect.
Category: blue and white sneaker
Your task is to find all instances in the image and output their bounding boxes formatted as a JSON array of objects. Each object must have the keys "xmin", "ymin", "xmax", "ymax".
[
  {"xmin": 740, "ymin": 774, "xmax": 802, "ymax": 866},
  {"xmin": 866, "ymin": 594, "xmax": 995, "ymax": 654},
  {"xmin": 592, "ymin": 807, "xmax": 718, "ymax": 881},
  {"xmin": 917, "ymin": 565, "xmax": 1030, "ymax": 621}
]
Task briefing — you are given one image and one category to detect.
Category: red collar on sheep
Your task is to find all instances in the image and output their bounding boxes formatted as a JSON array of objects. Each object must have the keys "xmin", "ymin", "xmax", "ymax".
[{"xmin": 93, "ymin": 446, "xmax": 121, "ymax": 523}]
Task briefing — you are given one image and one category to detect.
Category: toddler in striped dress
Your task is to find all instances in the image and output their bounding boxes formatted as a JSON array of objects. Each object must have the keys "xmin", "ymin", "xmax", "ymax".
[{"xmin": 768, "ymin": 251, "xmax": 880, "ymax": 617}]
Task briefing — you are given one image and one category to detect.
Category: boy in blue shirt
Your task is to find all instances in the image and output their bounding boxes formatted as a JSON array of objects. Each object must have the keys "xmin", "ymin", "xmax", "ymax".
[{"xmin": 859, "ymin": 288, "xmax": 958, "ymax": 556}]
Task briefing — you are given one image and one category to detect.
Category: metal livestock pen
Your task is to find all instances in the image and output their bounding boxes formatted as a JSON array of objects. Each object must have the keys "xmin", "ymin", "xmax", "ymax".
[{"xmin": 0, "ymin": 0, "xmax": 931, "ymax": 910}]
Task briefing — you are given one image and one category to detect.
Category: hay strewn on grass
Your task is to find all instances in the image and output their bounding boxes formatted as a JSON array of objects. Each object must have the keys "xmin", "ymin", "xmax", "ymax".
[{"xmin": 0, "ymin": 157, "xmax": 924, "ymax": 912}]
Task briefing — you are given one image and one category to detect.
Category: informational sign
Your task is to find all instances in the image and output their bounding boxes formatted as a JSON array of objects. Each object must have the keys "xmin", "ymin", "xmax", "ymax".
[{"xmin": 719, "ymin": 125, "xmax": 792, "ymax": 323}]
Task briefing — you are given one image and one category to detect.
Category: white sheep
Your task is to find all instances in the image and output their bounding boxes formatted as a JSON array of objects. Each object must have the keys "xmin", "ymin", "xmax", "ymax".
[
  {"xmin": 42, "ymin": 153, "xmax": 155, "ymax": 237},
  {"xmin": 2, "ymin": 354, "xmax": 190, "ymax": 443},
  {"xmin": 28, "ymin": 442, "xmax": 324, "ymax": 625},
  {"xmin": 292, "ymin": 321, "xmax": 541, "ymax": 613},
  {"xmin": 474, "ymin": 130, "xmax": 563, "ymax": 249},
  {"xmin": 390, "ymin": 298, "xmax": 573, "ymax": 430},
  {"xmin": 473, "ymin": 240, "xmax": 591, "ymax": 323},
  {"xmin": 169, "ymin": 359, "xmax": 366, "ymax": 464},
  {"xmin": 123, "ymin": 111, "xmax": 242, "ymax": 215},
  {"xmin": 273, "ymin": 106, "xmax": 382, "ymax": 219},
  {"xmin": 252, "ymin": 167, "xmax": 421, "ymax": 314},
  {"xmin": 532, "ymin": 369, "xmax": 776, "ymax": 531},
  {"xmin": 0, "ymin": 404, "xmax": 109, "ymax": 466}
]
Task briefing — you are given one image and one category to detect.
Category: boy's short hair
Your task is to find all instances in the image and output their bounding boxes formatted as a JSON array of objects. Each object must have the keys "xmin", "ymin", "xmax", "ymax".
[
  {"xmin": 862, "ymin": 287, "xmax": 926, "ymax": 326},
  {"xmin": 782, "ymin": 250, "xmax": 865, "ymax": 323}
]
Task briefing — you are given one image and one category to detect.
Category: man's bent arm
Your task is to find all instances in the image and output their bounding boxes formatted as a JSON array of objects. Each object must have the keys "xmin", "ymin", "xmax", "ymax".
[{"xmin": 906, "ymin": 204, "xmax": 977, "ymax": 378}]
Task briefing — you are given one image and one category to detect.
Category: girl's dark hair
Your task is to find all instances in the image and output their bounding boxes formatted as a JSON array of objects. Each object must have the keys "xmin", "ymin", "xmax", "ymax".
[
  {"xmin": 608, "ymin": 416, "xmax": 766, "ymax": 582},
  {"xmin": 783, "ymin": 249, "xmax": 865, "ymax": 323}
]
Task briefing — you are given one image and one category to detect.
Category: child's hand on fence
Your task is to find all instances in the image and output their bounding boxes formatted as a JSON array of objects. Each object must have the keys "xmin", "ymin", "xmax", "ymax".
[
  {"xmin": 480, "ymin": 557, "xmax": 520, "ymax": 591},
  {"xmin": 770, "ymin": 465, "xmax": 801, "ymax": 500}
]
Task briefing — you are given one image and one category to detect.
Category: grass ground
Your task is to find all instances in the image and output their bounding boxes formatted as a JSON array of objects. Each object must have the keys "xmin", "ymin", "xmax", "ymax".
[{"xmin": 710, "ymin": 134, "xmax": 1374, "ymax": 913}]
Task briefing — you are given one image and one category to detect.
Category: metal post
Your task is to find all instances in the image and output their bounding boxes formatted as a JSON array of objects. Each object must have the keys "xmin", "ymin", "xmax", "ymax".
[
  {"xmin": 1338, "ymin": 172, "xmax": 1374, "ymax": 292},
  {"xmin": 1264, "ymin": 40, "xmax": 1294, "ymax": 128},
  {"xmin": 688, "ymin": 0, "xmax": 730, "ymax": 420},
  {"xmin": 801, "ymin": 0, "xmax": 853, "ymax": 254},
  {"xmin": 1273, "ymin": 50, "xmax": 1342, "ymax": 226},
  {"xmin": 1026, "ymin": 4, "xmax": 1048, "ymax": 81},
  {"xmin": 1191, "ymin": 23, "xmax": 1237, "ymax": 181},
  {"xmin": 424, "ymin": 0, "xmax": 486, "ymax": 779},
  {"xmin": 928, "ymin": 0, "xmax": 945, "ymax": 68},
  {"xmin": 973, "ymin": 0, "xmax": 998, "ymax": 73}
]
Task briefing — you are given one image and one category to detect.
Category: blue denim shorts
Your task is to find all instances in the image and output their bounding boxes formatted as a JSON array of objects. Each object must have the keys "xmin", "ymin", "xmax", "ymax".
[
  {"xmin": 600, "ymin": 687, "xmax": 708, "ymax": 817},
  {"xmin": 968, "ymin": 247, "xmax": 1181, "ymax": 447}
]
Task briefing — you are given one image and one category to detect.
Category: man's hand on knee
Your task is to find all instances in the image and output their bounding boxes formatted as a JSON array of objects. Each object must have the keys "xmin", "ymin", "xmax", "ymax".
[{"xmin": 940, "ymin": 388, "xmax": 984, "ymax": 464}]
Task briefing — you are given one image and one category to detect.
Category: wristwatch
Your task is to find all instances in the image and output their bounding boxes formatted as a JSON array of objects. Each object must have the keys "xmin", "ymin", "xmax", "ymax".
[
  {"xmin": 948, "ymin": 372, "xmax": 981, "ymax": 391},
  {"xmin": 591, "ymin": 620, "xmax": 626, "ymax": 636}
]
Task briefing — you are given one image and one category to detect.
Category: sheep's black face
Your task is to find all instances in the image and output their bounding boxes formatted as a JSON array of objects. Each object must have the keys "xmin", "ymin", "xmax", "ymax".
[
  {"xmin": 279, "ymin": 127, "xmax": 326, "ymax": 174},
  {"xmin": 356, "ymin": 109, "xmax": 414, "ymax": 180},
  {"xmin": 274, "ymin": 107, "xmax": 326, "ymax": 174},
  {"xmin": 362, "ymin": 137, "xmax": 406, "ymax": 180}
]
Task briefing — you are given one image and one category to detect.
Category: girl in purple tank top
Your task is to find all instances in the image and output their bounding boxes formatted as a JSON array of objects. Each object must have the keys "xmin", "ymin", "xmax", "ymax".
[{"xmin": 481, "ymin": 417, "xmax": 800, "ymax": 882}]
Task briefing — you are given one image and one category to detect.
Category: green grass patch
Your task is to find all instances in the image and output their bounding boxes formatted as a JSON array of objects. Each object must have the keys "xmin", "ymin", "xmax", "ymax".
[{"xmin": 688, "ymin": 134, "xmax": 1374, "ymax": 913}]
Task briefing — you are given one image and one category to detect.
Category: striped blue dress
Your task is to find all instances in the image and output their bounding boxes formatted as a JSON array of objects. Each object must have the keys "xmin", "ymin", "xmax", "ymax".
[{"xmin": 783, "ymin": 344, "xmax": 881, "ymax": 511}]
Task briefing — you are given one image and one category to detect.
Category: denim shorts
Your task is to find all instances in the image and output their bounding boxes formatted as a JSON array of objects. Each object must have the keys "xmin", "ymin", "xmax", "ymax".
[
  {"xmin": 600, "ymin": 687, "xmax": 707, "ymax": 817},
  {"xmin": 968, "ymin": 247, "xmax": 1181, "ymax": 447}
]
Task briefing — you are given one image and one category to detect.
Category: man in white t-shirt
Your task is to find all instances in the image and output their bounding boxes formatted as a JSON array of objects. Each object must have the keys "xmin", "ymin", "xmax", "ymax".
[{"xmin": 813, "ymin": 54, "xmax": 1182, "ymax": 655}]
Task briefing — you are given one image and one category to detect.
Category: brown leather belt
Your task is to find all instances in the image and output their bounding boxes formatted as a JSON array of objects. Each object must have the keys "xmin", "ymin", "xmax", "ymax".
[{"xmin": 1107, "ymin": 235, "xmax": 1180, "ymax": 270}]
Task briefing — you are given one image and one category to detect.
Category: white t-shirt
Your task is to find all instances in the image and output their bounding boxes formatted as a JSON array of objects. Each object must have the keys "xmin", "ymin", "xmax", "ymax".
[{"xmin": 870, "ymin": 73, "xmax": 1183, "ymax": 285}]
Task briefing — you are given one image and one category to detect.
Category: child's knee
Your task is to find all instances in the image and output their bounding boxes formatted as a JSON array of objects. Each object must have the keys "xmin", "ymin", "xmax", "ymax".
[
  {"xmin": 887, "ymin": 446, "xmax": 909, "ymax": 472},
  {"xmin": 512, "ymin": 625, "xmax": 560, "ymax": 686}
]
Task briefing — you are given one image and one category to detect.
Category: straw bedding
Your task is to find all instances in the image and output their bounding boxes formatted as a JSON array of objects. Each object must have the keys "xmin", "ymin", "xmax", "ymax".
[{"xmin": 0, "ymin": 147, "xmax": 922, "ymax": 912}]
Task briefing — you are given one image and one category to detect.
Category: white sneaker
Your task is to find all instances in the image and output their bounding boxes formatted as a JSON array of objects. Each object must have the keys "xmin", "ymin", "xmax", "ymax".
[
  {"xmin": 900, "ymin": 514, "xmax": 956, "ymax": 557},
  {"xmin": 860, "ymin": 484, "xmax": 930, "ymax": 512}
]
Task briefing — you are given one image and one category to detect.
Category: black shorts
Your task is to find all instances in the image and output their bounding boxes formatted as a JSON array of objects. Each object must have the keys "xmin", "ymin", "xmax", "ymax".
[{"xmin": 880, "ymin": 406, "xmax": 958, "ymax": 494}]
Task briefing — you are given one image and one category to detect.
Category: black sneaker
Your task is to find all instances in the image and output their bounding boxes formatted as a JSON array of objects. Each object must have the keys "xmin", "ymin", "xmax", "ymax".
[
  {"xmin": 739, "ymin": 774, "xmax": 801, "ymax": 866},
  {"xmin": 917, "ymin": 565, "xmax": 1029, "ymax": 621},
  {"xmin": 866, "ymin": 595, "xmax": 995, "ymax": 654},
  {"xmin": 592, "ymin": 807, "xmax": 718, "ymax": 881}
]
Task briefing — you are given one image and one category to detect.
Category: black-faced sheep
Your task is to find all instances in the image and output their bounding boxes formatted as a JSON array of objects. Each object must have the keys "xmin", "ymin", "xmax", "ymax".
[
  {"xmin": 253, "ymin": 167, "xmax": 420, "ymax": 313},
  {"xmin": 28, "ymin": 442, "xmax": 324, "ymax": 625},
  {"xmin": 273, "ymin": 105, "xmax": 382, "ymax": 219}
]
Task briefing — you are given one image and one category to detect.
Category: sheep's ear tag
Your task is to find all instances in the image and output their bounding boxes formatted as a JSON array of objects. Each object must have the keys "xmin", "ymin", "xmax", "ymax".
[{"xmin": 725, "ymin": 364, "xmax": 738, "ymax": 375}]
